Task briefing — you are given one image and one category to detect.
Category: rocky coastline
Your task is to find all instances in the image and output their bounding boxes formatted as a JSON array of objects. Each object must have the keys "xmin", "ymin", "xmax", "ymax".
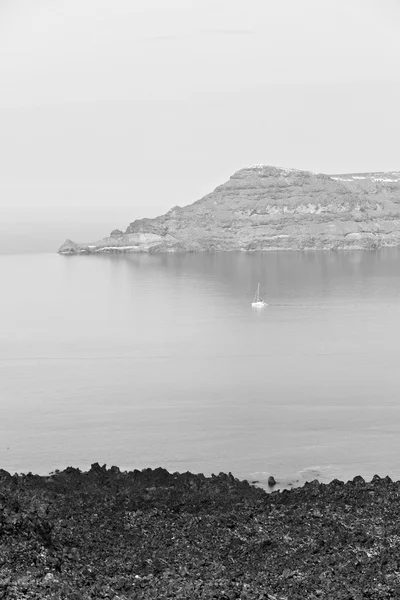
[
  {"xmin": 59, "ymin": 165, "xmax": 400, "ymax": 255},
  {"xmin": 1, "ymin": 465, "xmax": 400, "ymax": 599}
]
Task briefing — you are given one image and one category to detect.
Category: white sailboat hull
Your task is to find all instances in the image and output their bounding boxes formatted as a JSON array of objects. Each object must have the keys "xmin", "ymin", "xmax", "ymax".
[{"xmin": 251, "ymin": 282, "xmax": 267, "ymax": 307}]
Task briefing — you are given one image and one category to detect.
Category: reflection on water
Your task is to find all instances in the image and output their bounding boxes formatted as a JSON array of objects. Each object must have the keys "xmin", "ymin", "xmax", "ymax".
[{"xmin": 1, "ymin": 249, "xmax": 400, "ymax": 485}]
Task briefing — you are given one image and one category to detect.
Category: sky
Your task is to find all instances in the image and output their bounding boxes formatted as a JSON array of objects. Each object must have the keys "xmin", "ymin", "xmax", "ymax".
[{"xmin": 0, "ymin": 0, "xmax": 399, "ymax": 252}]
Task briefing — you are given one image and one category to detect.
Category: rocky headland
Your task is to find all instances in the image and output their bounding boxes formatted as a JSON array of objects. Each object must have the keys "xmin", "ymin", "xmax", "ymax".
[
  {"xmin": 58, "ymin": 165, "xmax": 400, "ymax": 255},
  {"xmin": 2, "ymin": 465, "xmax": 400, "ymax": 599}
]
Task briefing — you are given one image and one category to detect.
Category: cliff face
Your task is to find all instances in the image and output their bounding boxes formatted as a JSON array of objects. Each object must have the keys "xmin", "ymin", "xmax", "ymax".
[{"xmin": 58, "ymin": 166, "xmax": 400, "ymax": 254}]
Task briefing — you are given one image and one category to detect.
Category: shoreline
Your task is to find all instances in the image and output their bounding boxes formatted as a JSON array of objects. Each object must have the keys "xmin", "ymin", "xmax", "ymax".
[
  {"xmin": 0, "ymin": 462, "xmax": 356, "ymax": 494},
  {"xmin": 1, "ymin": 464, "xmax": 400, "ymax": 598},
  {"xmin": 58, "ymin": 242, "xmax": 399, "ymax": 255}
]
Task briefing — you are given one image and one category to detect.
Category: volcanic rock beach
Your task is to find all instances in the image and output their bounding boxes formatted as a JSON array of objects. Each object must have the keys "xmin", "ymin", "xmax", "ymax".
[
  {"xmin": 59, "ymin": 165, "xmax": 400, "ymax": 255},
  {"xmin": 2, "ymin": 465, "xmax": 400, "ymax": 599}
]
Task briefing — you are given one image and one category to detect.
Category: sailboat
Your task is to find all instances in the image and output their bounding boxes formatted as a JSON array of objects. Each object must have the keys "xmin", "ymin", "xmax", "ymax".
[{"xmin": 251, "ymin": 282, "xmax": 268, "ymax": 308}]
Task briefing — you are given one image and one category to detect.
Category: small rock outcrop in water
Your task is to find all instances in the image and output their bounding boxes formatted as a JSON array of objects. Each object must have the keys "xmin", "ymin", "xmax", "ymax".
[
  {"xmin": 268, "ymin": 475, "xmax": 277, "ymax": 487},
  {"xmin": 1, "ymin": 465, "xmax": 400, "ymax": 598},
  {"xmin": 58, "ymin": 238, "xmax": 88, "ymax": 255},
  {"xmin": 58, "ymin": 165, "xmax": 400, "ymax": 254}
]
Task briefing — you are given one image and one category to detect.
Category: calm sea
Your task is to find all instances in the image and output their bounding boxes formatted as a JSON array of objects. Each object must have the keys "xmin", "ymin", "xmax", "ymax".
[{"xmin": 1, "ymin": 250, "xmax": 400, "ymax": 489}]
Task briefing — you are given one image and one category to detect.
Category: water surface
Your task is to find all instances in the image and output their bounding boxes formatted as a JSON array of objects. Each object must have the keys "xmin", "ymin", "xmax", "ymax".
[{"xmin": 1, "ymin": 250, "xmax": 400, "ymax": 488}]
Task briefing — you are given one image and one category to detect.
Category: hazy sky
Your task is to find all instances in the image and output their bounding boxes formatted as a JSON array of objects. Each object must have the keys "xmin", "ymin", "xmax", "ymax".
[{"xmin": 1, "ymin": 0, "xmax": 399, "ymax": 251}]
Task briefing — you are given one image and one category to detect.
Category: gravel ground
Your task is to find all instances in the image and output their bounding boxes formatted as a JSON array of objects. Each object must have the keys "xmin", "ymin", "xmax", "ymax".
[{"xmin": 1, "ymin": 464, "xmax": 400, "ymax": 599}]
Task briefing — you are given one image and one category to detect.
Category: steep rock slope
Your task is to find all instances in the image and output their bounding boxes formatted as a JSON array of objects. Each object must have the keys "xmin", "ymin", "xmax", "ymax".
[{"xmin": 58, "ymin": 166, "xmax": 400, "ymax": 254}]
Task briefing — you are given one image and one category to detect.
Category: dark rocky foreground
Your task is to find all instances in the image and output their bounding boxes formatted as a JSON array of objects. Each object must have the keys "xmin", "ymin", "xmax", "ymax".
[{"xmin": 1, "ymin": 466, "xmax": 400, "ymax": 599}]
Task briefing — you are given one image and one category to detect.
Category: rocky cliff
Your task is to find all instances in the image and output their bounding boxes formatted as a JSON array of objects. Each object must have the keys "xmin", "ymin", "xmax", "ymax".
[{"xmin": 58, "ymin": 165, "xmax": 400, "ymax": 254}]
